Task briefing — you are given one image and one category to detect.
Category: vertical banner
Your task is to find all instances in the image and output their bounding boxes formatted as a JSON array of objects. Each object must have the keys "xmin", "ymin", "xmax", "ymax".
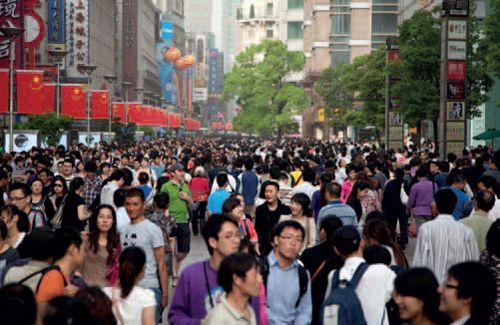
[
  {"xmin": 66, "ymin": 0, "xmax": 89, "ymax": 79},
  {"xmin": 122, "ymin": 0, "xmax": 138, "ymax": 99},
  {"xmin": 91, "ymin": 90, "xmax": 109, "ymax": 119},
  {"xmin": 112, "ymin": 102, "xmax": 125, "ymax": 123},
  {"xmin": 61, "ymin": 84, "xmax": 86, "ymax": 118},
  {"xmin": 156, "ymin": 20, "xmax": 175, "ymax": 102},
  {"xmin": 0, "ymin": 69, "xmax": 8, "ymax": 113},
  {"xmin": 41, "ymin": 84, "xmax": 55, "ymax": 114},
  {"xmin": 47, "ymin": 0, "xmax": 66, "ymax": 47},
  {"xmin": 385, "ymin": 37, "xmax": 403, "ymax": 151},
  {"xmin": 127, "ymin": 102, "xmax": 141, "ymax": 124},
  {"xmin": 0, "ymin": 0, "xmax": 23, "ymax": 69},
  {"xmin": 16, "ymin": 71, "xmax": 45, "ymax": 114}
]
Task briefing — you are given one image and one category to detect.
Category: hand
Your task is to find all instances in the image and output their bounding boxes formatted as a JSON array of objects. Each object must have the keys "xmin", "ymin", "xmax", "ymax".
[
  {"xmin": 63, "ymin": 284, "xmax": 80, "ymax": 296},
  {"xmin": 179, "ymin": 192, "xmax": 189, "ymax": 201},
  {"xmin": 161, "ymin": 293, "xmax": 168, "ymax": 309}
]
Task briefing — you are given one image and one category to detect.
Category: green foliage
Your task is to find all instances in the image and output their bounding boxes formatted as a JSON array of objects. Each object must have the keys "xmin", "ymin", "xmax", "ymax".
[
  {"xmin": 223, "ymin": 40, "xmax": 307, "ymax": 135},
  {"xmin": 484, "ymin": 0, "xmax": 500, "ymax": 78},
  {"xmin": 137, "ymin": 126, "xmax": 155, "ymax": 137},
  {"xmin": 111, "ymin": 117, "xmax": 137, "ymax": 146},
  {"xmin": 15, "ymin": 113, "xmax": 73, "ymax": 147}
]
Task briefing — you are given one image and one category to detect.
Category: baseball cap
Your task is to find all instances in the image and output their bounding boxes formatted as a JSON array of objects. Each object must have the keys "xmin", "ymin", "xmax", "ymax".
[
  {"xmin": 333, "ymin": 226, "xmax": 362, "ymax": 256},
  {"xmin": 168, "ymin": 163, "xmax": 185, "ymax": 172}
]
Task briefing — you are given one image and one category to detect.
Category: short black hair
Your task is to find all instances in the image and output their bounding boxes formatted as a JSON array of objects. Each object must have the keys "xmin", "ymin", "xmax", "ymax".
[
  {"xmin": 216, "ymin": 173, "xmax": 228, "ymax": 187},
  {"xmin": 476, "ymin": 190, "xmax": 495, "ymax": 212},
  {"xmin": 138, "ymin": 172, "xmax": 150, "ymax": 185},
  {"xmin": 333, "ymin": 226, "xmax": 361, "ymax": 256},
  {"xmin": 438, "ymin": 160, "xmax": 450, "ymax": 173},
  {"xmin": 434, "ymin": 189, "xmax": 457, "ymax": 215},
  {"xmin": 447, "ymin": 262, "xmax": 496, "ymax": 323},
  {"xmin": 51, "ymin": 227, "xmax": 83, "ymax": 261},
  {"xmin": 125, "ymin": 187, "xmax": 145, "ymax": 203},
  {"xmin": 17, "ymin": 226, "xmax": 54, "ymax": 260},
  {"xmin": 363, "ymin": 245, "xmax": 391, "ymax": 265},
  {"xmin": 202, "ymin": 214, "xmax": 238, "ymax": 256},
  {"xmin": 0, "ymin": 283, "xmax": 37, "ymax": 325},
  {"xmin": 113, "ymin": 188, "xmax": 127, "ymax": 208},
  {"xmin": 244, "ymin": 158, "xmax": 254, "ymax": 171},
  {"xmin": 416, "ymin": 167, "xmax": 428, "ymax": 178},
  {"xmin": 319, "ymin": 215, "xmax": 343, "ymax": 241},
  {"xmin": 302, "ymin": 168, "xmax": 315, "ymax": 183},
  {"xmin": 272, "ymin": 220, "xmax": 305, "ymax": 241},
  {"xmin": 84, "ymin": 161, "xmax": 98, "ymax": 173},
  {"xmin": 153, "ymin": 192, "xmax": 169, "ymax": 210},
  {"xmin": 325, "ymin": 182, "xmax": 341, "ymax": 198},
  {"xmin": 69, "ymin": 177, "xmax": 84, "ymax": 193},
  {"xmin": 478, "ymin": 175, "xmax": 496, "ymax": 191},
  {"xmin": 9, "ymin": 182, "xmax": 30, "ymax": 196},
  {"xmin": 486, "ymin": 220, "xmax": 500, "ymax": 257},
  {"xmin": 217, "ymin": 252, "xmax": 258, "ymax": 293}
]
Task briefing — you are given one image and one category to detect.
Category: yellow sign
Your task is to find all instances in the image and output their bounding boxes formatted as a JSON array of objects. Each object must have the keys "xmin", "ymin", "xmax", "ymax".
[{"xmin": 317, "ymin": 108, "xmax": 325, "ymax": 122}]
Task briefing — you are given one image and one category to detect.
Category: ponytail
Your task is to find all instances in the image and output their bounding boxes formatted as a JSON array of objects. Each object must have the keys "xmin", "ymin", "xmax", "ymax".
[{"xmin": 118, "ymin": 246, "xmax": 146, "ymax": 299}]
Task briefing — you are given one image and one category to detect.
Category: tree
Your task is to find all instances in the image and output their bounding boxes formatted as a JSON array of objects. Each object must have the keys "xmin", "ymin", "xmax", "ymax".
[
  {"xmin": 15, "ymin": 113, "xmax": 73, "ymax": 147},
  {"xmin": 484, "ymin": 0, "xmax": 500, "ymax": 79},
  {"xmin": 111, "ymin": 118, "xmax": 137, "ymax": 146},
  {"xmin": 223, "ymin": 40, "xmax": 307, "ymax": 136}
]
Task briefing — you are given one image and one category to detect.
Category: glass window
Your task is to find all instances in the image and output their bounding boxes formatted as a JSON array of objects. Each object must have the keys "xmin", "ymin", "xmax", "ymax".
[
  {"xmin": 332, "ymin": 0, "xmax": 350, "ymax": 5},
  {"xmin": 267, "ymin": 29, "xmax": 274, "ymax": 38},
  {"xmin": 267, "ymin": 3, "xmax": 273, "ymax": 16},
  {"xmin": 373, "ymin": 0, "xmax": 399, "ymax": 4},
  {"xmin": 287, "ymin": 22, "xmax": 303, "ymax": 39},
  {"xmin": 288, "ymin": 0, "xmax": 304, "ymax": 9},
  {"xmin": 332, "ymin": 14, "xmax": 350, "ymax": 35},
  {"xmin": 372, "ymin": 14, "xmax": 397, "ymax": 34},
  {"xmin": 249, "ymin": 4, "xmax": 255, "ymax": 18},
  {"xmin": 331, "ymin": 51, "xmax": 350, "ymax": 67}
]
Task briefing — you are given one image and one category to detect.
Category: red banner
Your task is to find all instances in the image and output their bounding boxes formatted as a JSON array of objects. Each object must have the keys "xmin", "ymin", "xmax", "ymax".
[
  {"xmin": 447, "ymin": 61, "xmax": 466, "ymax": 81},
  {"xmin": 212, "ymin": 122, "xmax": 223, "ymax": 130},
  {"xmin": 128, "ymin": 102, "xmax": 141, "ymax": 124},
  {"xmin": 224, "ymin": 123, "xmax": 233, "ymax": 130},
  {"xmin": 91, "ymin": 91, "xmax": 109, "ymax": 119},
  {"xmin": 169, "ymin": 113, "xmax": 181, "ymax": 128},
  {"xmin": 61, "ymin": 84, "xmax": 86, "ymax": 119},
  {"xmin": 112, "ymin": 102, "xmax": 126, "ymax": 123},
  {"xmin": 16, "ymin": 70, "xmax": 46, "ymax": 114},
  {"xmin": 41, "ymin": 84, "xmax": 55, "ymax": 114},
  {"xmin": 0, "ymin": 69, "xmax": 8, "ymax": 113}
]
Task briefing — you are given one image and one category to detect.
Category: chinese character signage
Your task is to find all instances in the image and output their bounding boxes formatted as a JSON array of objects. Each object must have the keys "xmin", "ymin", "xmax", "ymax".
[
  {"xmin": 447, "ymin": 41, "xmax": 466, "ymax": 60},
  {"xmin": 0, "ymin": 0, "xmax": 22, "ymax": 69},
  {"xmin": 208, "ymin": 48, "xmax": 219, "ymax": 94},
  {"xmin": 47, "ymin": 0, "xmax": 66, "ymax": 46},
  {"xmin": 122, "ymin": 0, "xmax": 138, "ymax": 96},
  {"xmin": 447, "ymin": 61, "xmax": 466, "ymax": 81},
  {"xmin": 448, "ymin": 20, "xmax": 466, "ymax": 39},
  {"xmin": 66, "ymin": 0, "xmax": 89, "ymax": 78}
]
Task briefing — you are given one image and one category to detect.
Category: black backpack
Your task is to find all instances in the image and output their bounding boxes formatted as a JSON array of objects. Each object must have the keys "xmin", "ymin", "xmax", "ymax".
[
  {"xmin": 261, "ymin": 256, "xmax": 309, "ymax": 308},
  {"xmin": 17, "ymin": 264, "xmax": 68, "ymax": 293}
]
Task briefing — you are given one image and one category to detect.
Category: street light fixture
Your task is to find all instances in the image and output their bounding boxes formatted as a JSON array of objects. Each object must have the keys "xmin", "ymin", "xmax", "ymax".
[
  {"xmin": 122, "ymin": 81, "xmax": 132, "ymax": 125},
  {"xmin": 103, "ymin": 75, "xmax": 117, "ymax": 132},
  {"xmin": 48, "ymin": 49, "xmax": 68, "ymax": 117},
  {"xmin": 0, "ymin": 26, "xmax": 24, "ymax": 153},
  {"xmin": 78, "ymin": 64, "xmax": 98, "ymax": 147}
]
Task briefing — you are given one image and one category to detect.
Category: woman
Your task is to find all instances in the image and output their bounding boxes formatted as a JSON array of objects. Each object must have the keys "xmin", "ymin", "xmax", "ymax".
[
  {"xmin": 363, "ymin": 219, "xmax": 408, "ymax": 268},
  {"xmin": 340, "ymin": 163, "xmax": 357, "ymax": 203},
  {"xmin": 362, "ymin": 177, "xmax": 382, "ymax": 214},
  {"xmin": 480, "ymin": 220, "xmax": 500, "ymax": 324},
  {"xmin": 222, "ymin": 196, "xmax": 259, "ymax": 252},
  {"xmin": 280, "ymin": 193, "xmax": 316, "ymax": 250},
  {"xmin": 61, "ymin": 177, "xmax": 91, "ymax": 231},
  {"xmin": 393, "ymin": 268, "xmax": 448, "ymax": 325},
  {"xmin": 382, "ymin": 168, "xmax": 408, "ymax": 248},
  {"xmin": 99, "ymin": 162, "xmax": 112, "ymax": 182},
  {"xmin": 49, "ymin": 175, "xmax": 68, "ymax": 212},
  {"xmin": 134, "ymin": 157, "xmax": 157, "ymax": 188},
  {"xmin": 0, "ymin": 205, "xmax": 30, "ymax": 249},
  {"xmin": 82, "ymin": 205, "xmax": 121, "ymax": 287},
  {"xmin": 346, "ymin": 180, "xmax": 369, "ymax": 225},
  {"xmin": 0, "ymin": 219, "xmax": 19, "ymax": 265},
  {"xmin": 30, "ymin": 178, "xmax": 56, "ymax": 224},
  {"xmin": 76, "ymin": 161, "xmax": 86, "ymax": 178},
  {"xmin": 103, "ymin": 246, "xmax": 156, "ymax": 325},
  {"xmin": 188, "ymin": 166, "xmax": 210, "ymax": 235}
]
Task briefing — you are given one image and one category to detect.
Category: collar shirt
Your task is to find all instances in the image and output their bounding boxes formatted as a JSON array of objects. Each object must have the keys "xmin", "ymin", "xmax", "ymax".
[
  {"xmin": 83, "ymin": 176, "xmax": 103, "ymax": 207},
  {"xmin": 202, "ymin": 294, "xmax": 256, "ymax": 325},
  {"xmin": 406, "ymin": 178, "xmax": 439, "ymax": 216},
  {"xmin": 460, "ymin": 210, "xmax": 493, "ymax": 252},
  {"xmin": 451, "ymin": 315, "xmax": 470, "ymax": 325}
]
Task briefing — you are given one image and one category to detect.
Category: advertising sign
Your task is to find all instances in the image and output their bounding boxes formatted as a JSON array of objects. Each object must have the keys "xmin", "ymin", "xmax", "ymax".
[
  {"xmin": 389, "ymin": 112, "xmax": 402, "ymax": 125},
  {"xmin": 447, "ymin": 81, "xmax": 465, "ymax": 100},
  {"xmin": 446, "ymin": 121, "xmax": 465, "ymax": 141},
  {"xmin": 447, "ymin": 61, "xmax": 466, "ymax": 81},
  {"xmin": 47, "ymin": 0, "xmax": 66, "ymax": 46},
  {"xmin": 442, "ymin": 0, "xmax": 469, "ymax": 17},
  {"xmin": 447, "ymin": 102, "xmax": 465, "ymax": 120},
  {"xmin": 78, "ymin": 132, "xmax": 101, "ymax": 147},
  {"xmin": 208, "ymin": 48, "xmax": 219, "ymax": 94},
  {"xmin": 194, "ymin": 88, "xmax": 207, "ymax": 102},
  {"xmin": 448, "ymin": 20, "xmax": 467, "ymax": 39},
  {"xmin": 65, "ymin": 0, "xmax": 89, "ymax": 79},
  {"xmin": 446, "ymin": 142, "xmax": 464, "ymax": 155},
  {"xmin": 123, "ymin": 0, "xmax": 138, "ymax": 95},
  {"xmin": 447, "ymin": 41, "xmax": 466, "ymax": 60},
  {"xmin": 156, "ymin": 20, "xmax": 175, "ymax": 103},
  {"xmin": 389, "ymin": 126, "xmax": 403, "ymax": 141},
  {"xmin": 0, "ymin": 0, "xmax": 23, "ymax": 69},
  {"xmin": 4, "ymin": 130, "xmax": 39, "ymax": 152}
]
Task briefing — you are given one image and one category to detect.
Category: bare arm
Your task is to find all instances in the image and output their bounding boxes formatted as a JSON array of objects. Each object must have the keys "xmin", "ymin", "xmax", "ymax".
[
  {"xmin": 77, "ymin": 204, "xmax": 90, "ymax": 221},
  {"xmin": 154, "ymin": 246, "xmax": 169, "ymax": 308},
  {"xmin": 142, "ymin": 306, "xmax": 156, "ymax": 325}
]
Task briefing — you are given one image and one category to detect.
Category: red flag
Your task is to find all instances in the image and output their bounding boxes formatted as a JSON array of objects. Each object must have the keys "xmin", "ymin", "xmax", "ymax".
[
  {"xmin": 0, "ymin": 69, "xmax": 8, "ymax": 113},
  {"xmin": 41, "ymin": 84, "xmax": 55, "ymax": 114},
  {"xmin": 169, "ymin": 113, "xmax": 180, "ymax": 128},
  {"xmin": 112, "ymin": 102, "xmax": 126, "ymax": 123},
  {"xmin": 225, "ymin": 123, "xmax": 233, "ymax": 130},
  {"xmin": 61, "ymin": 84, "xmax": 86, "ymax": 119},
  {"xmin": 127, "ymin": 103, "xmax": 140, "ymax": 124},
  {"xmin": 91, "ymin": 91, "xmax": 109, "ymax": 119},
  {"xmin": 16, "ymin": 70, "xmax": 45, "ymax": 114}
]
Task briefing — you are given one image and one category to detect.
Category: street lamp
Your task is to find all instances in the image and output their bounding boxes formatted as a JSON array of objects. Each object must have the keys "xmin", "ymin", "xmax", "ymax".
[
  {"xmin": 122, "ymin": 81, "xmax": 132, "ymax": 125},
  {"xmin": 0, "ymin": 26, "xmax": 24, "ymax": 153},
  {"xmin": 78, "ymin": 64, "xmax": 98, "ymax": 147},
  {"xmin": 135, "ymin": 87, "xmax": 144, "ymax": 103},
  {"xmin": 103, "ymin": 75, "xmax": 117, "ymax": 132},
  {"xmin": 48, "ymin": 49, "xmax": 68, "ymax": 117}
]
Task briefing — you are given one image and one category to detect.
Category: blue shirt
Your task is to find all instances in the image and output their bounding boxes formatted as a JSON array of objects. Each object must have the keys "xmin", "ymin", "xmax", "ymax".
[
  {"xmin": 267, "ymin": 251, "xmax": 312, "ymax": 325},
  {"xmin": 241, "ymin": 170, "xmax": 258, "ymax": 205},
  {"xmin": 451, "ymin": 187, "xmax": 470, "ymax": 220},
  {"xmin": 137, "ymin": 185, "xmax": 152, "ymax": 199},
  {"xmin": 207, "ymin": 188, "xmax": 230, "ymax": 214},
  {"xmin": 317, "ymin": 200, "xmax": 358, "ymax": 228}
]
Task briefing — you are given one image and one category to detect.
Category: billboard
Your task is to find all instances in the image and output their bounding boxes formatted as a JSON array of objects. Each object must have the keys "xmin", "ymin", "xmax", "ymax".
[
  {"xmin": 47, "ymin": 0, "xmax": 66, "ymax": 46},
  {"xmin": 65, "ymin": 0, "xmax": 89, "ymax": 79},
  {"xmin": 0, "ymin": 0, "xmax": 23, "ymax": 69},
  {"xmin": 156, "ymin": 20, "xmax": 175, "ymax": 103},
  {"xmin": 448, "ymin": 20, "xmax": 467, "ymax": 40}
]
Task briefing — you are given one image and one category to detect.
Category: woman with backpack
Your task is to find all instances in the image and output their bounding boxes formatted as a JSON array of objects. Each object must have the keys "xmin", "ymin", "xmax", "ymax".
[{"xmin": 30, "ymin": 178, "xmax": 56, "ymax": 224}]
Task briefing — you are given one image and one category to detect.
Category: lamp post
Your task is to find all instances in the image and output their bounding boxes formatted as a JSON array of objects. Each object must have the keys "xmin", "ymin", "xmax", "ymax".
[
  {"xmin": 78, "ymin": 64, "xmax": 98, "ymax": 147},
  {"xmin": 0, "ymin": 26, "xmax": 24, "ymax": 153},
  {"xmin": 48, "ymin": 50, "xmax": 68, "ymax": 117},
  {"xmin": 135, "ymin": 87, "xmax": 144, "ymax": 103},
  {"xmin": 103, "ymin": 75, "xmax": 117, "ymax": 132},
  {"xmin": 122, "ymin": 81, "xmax": 132, "ymax": 125}
]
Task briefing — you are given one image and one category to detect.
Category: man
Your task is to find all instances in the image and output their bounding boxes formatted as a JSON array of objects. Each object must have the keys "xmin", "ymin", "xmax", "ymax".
[
  {"xmin": 476, "ymin": 175, "xmax": 500, "ymax": 221},
  {"xmin": 169, "ymin": 214, "xmax": 260, "ymax": 323},
  {"xmin": 207, "ymin": 173, "xmax": 231, "ymax": 216},
  {"xmin": 12, "ymin": 156, "xmax": 26, "ymax": 183},
  {"xmin": 370, "ymin": 161, "xmax": 388, "ymax": 192},
  {"xmin": 277, "ymin": 172, "xmax": 293, "ymax": 206},
  {"xmin": 119, "ymin": 153, "xmax": 132, "ymax": 171},
  {"xmin": 290, "ymin": 159, "xmax": 303, "ymax": 187},
  {"xmin": 439, "ymin": 262, "xmax": 496, "ymax": 324},
  {"xmin": 241, "ymin": 158, "xmax": 259, "ymax": 216},
  {"xmin": 292, "ymin": 168, "xmax": 317, "ymax": 200},
  {"xmin": 38, "ymin": 168, "xmax": 53, "ymax": 197},
  {"xmin": 120, "ymin": 188, "xmax": 168, "ymax": 322},
  {"xmin": 435, "ymin": 160, "xmax": 450, "ymax": 189},
  {"xmin": 0, "ymin": 170, "xmax": 9, "ymax": 207},
  {"xmin": 267, "ymin": 220, "xmax": 312, "ymax": 324},
  {"xmin": 406, "ymin": 167, "xmax": 438, "ymax": 232},
  {"xmin": 460, "ymin": 190, "xmax": 494, "ymax": 252},
  {"xmin": 449, "ymin": 173, "xmax": 471, "ymax": 220},
  {"xmin": 100, "ymin": 169, "xmax": 126, "ymax": 211},
  {"xmin": 61, "ymin": 158, "xmax": 74, "ymax": 187},
  {"xmin": 482, "ymin": 153, "xmax": 500, "ymax": 183},
  {"xmin": 9, "ymin": 182, "xmax": 47, "ymax": 231},
  {"xmin": 35, "ymin": 227, "xmax": 86, "ymax": 322},
  {"xmin": 323, "ymin": 226, "xmax": 395, "ymax": 325},
  {"xmin": 161, "ymin": 163, "xmax": 192, "ymax": 280},
  {"xmin": 317, "ymin": 182, "xmax": 358, "ymax": 229},
  {"xmin": 412, "ymin": 189, "xmax": 479, "ymax": 284},
  {"xmin": 300, "ymin": 216, "xmax": 344, "ymax": 325},
  {"xmin": 150, "ymin": 153, "xmax": 165, "ymax": 179},
  {"xmin": 82, "ymin": 161, "xmax": 103, "ymax": 209}
]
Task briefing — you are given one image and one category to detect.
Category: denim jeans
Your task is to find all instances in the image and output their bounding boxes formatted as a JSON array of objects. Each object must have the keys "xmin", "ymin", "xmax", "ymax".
[{"xmin": 149, "ymin": 287, "xmax": 162, "ymax": 324}]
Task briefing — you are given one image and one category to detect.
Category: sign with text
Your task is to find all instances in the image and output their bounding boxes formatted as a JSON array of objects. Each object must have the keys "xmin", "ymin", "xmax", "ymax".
[
  {"xmin": 65, "ymin": 0, "xmax": 89, "ymax": 78},
  {"xmin": 448, "ymin": 20, "xmax": 467, "ymax": 39},
  {"xmin": 446, "ymin": 121, "xmax": 465, "ymax": 141},
  {"xmin": 47, "ymin": 0, "xmax": 65, "ymax": 46},
  {"xmin": 0, "ymin": 0, "xmax": 23, "ymax": 69},
  {"xmin": 447, "ymin": 61, "xmax": 466, "ymax": 81},
  {"xmin": 442, "ymin": 0, "xmax": 469, "ymax": 17},
  {"xmin": 447, "ymin": 41, "xmax": 466, "ymax": 60}
]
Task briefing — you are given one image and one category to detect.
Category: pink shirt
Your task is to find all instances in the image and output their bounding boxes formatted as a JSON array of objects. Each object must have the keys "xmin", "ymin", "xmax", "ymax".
[{"xmin": 340, "ymin": 180, "xmax": 354, "ymax": 203}]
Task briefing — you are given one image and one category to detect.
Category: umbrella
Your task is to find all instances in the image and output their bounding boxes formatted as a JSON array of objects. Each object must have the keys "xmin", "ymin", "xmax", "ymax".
[{"xmin": 472, "ymin": 129, "xmax": 500, "ymax": 140}]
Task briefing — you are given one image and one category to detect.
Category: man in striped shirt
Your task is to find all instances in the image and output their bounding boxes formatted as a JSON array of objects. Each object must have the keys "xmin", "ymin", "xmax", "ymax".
[
  {"xmin": 317, "ymin": 182, "xmax": 358, "ymax": 229},
  {"xmin": 413, "ymin": 189, "xmax": 479, "ymax": 284}
]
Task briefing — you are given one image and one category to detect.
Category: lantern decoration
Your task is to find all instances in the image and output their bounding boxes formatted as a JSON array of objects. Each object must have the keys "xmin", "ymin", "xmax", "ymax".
[
  {"xmin": 175, "ymin": 57, "xmax": 188, "ymax": 70},
  {"xmin": 165, "ymin": 47, "xmax": 181, "ymax": 62},
  {"xmin": 184, "ymin": 54, "xmax": 196, "ymax": 67}
]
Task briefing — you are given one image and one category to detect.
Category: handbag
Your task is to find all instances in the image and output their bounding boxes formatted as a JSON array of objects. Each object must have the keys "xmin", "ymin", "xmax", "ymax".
[
  {"xmin": 408, "ymin": 214, "xmax": 417, "ymax": 238},
  {"xmin": 52, "ymin": 194, "xmax": 68, "ymax": 229},
  {"xmin": 400, "ymin": 183, "xmax": 409, "ymax": 205},
  {"xmin": 106, "ymin": 243, "xmax": 121, "ymax": 286}
]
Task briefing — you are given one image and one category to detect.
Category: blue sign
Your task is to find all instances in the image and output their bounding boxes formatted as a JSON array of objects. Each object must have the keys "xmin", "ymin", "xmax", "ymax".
[
  {"xmin": 156, "ymin": 21, "xmax": 176, "ymax": 103},
  {"xmin": 208, "ymin": 48, "xmax": 219, "ymax": 94},
  {"xmin": 47, "ymin": 0, "xmax": 66, "ymax": 45},
  {"xmin": 161, "ymin": 21, "xmax": 173, "ymax": 41}
]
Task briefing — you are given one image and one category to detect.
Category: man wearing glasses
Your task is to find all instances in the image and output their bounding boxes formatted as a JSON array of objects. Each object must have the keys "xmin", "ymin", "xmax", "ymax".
[{"xmin": 9, "ymin": 182, "xmax": 47, "ymax": 231}]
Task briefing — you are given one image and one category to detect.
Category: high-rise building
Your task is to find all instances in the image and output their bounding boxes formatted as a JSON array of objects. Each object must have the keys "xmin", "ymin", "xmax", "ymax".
[
  {"xmin": 236, "ymin": 0, "xmax": 280, "ymax": 52},
  {"xmin": 185, "ymin": 0, "xmax": 213, "ymax": 34}
]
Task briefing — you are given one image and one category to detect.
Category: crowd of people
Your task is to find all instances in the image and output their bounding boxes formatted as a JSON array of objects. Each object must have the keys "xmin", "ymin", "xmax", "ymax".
[{"xmin": 0, "ymin": 137, "xmax": 498, "ymax": 325}]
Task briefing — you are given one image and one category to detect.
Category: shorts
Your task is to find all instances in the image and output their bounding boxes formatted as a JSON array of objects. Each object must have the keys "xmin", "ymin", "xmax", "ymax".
[{"xmin": 176, "ymin": 223, "xmax": 191, "ymax": 253}]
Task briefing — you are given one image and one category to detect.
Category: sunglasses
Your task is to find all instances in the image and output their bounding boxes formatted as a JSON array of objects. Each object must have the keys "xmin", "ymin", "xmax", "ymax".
[{"xmin": 54, "ymin": 183, "xmax": 64, "ymax": 187}]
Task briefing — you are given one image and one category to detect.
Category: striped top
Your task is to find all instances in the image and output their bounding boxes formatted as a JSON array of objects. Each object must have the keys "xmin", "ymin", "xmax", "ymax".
[{"xmin": 412, "ymin": 214, "xmax": 479, "ymax": 284}]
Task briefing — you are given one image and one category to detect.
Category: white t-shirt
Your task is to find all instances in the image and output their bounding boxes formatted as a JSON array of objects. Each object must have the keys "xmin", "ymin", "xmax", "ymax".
[
  {"xmin": 116, "ymin": 206, "xmax": 130, "ymax": 231},
  {"xmin": 103, "ymin": 286, "xmax": 156, "ymax": 325}
]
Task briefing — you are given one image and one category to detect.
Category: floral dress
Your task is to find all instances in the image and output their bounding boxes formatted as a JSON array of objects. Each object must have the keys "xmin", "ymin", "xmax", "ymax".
[{"xmin": 145, "ymin": 208, "xmax": 176, "ymax": 253}]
